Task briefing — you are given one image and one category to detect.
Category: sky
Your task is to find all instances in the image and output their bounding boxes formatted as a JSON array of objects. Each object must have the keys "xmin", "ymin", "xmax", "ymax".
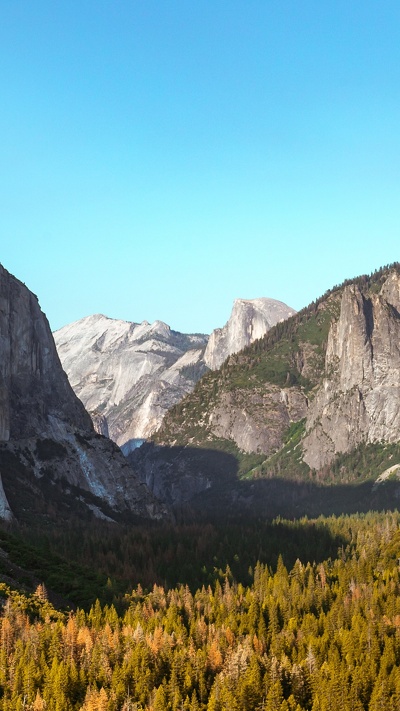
[{"xmin": 1, "ymin": 1, "xmax": 399, "ymax": 335}]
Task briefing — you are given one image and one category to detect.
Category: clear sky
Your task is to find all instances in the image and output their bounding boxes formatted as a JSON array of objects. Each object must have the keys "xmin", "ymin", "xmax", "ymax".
[{"xmin": 1, "ymin": 1, "xmax": 399, "ymax": 334}]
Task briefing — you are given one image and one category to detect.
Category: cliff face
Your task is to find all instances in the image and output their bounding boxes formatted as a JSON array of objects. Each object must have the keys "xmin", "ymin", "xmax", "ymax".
[
  {"xmin": 303, "ymin": 272, "xmax": 400, "ymax": 468},
  {"xmin": 0, "ymin": 267, "xmax": 91, "ymax": 443},
  {"xmin": 158, "ymin": 381, "xmax": 308, "ymax": 458},
  {"xmin": 54, "ymin": 298, "xmax": 295, "ymax": 450},
  {"xmin": 204, "ymin": 298, "xmax": 296, "ymax": 370},
  {"xmin": 54, "ymin": 315, "xmax": 208, "ymax": 453},
  {"xmin": 0, "ymin": 264, "xmax": 167, "ymax": 521},
  {"xmin": 142, "ymin": 266, "xmax": 400, "ymax": 511},
  {"xmin": 208, "ymin": 386, "xmax": 308, "ymax": 454}
]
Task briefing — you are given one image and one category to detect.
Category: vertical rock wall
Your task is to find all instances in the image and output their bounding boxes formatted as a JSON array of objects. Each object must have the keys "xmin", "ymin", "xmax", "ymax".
[
  {"xmin": 0, "ymin": 264, "xmax": 167, "ymax": 521},
  {"xmin": 0, "ymin": 264, "xmax": 92, "ymax": 441},
  {"xmin": 303, "ymin": 272, "xmax": 400, "ymax": 468}
]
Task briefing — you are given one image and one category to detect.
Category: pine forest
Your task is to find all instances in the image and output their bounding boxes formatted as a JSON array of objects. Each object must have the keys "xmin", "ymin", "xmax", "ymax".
[{"xmin": 1, "ymin": 512, "xmax": 400, "ymax": 710}]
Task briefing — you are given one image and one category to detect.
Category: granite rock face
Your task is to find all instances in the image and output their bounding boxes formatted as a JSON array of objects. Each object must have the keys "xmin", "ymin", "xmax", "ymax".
[
  {"xmin": 0, "ymin": 264, "xmax": 167, "ymax": 521},
  {"xmin": 54, "ymin": 299, "xmax": 295, "ymax": 453},
  {"xmin": 131, "ymin": 383, "xmax": 309, "ymax": 509},
  {"xmin": 0, "ymin": 266, "xmax": 92, "ymax": 443},
  {"xmin": 204, "ymin": 298, "xmax": 296, "ymax": 370},
  {"xmin": 303, "ymin": 272, "xmax": 400, "ymax": 468},
  {"xmin": 208, "ymin": 386, "xmax": 308, "ymax": 454},
  {"xmin": 130, "ymin": 268, "xmax": 400, "ymax": 510},
  {"xmin": 54, "ymin": 315, "xmax": 208, "ymax": 453}
]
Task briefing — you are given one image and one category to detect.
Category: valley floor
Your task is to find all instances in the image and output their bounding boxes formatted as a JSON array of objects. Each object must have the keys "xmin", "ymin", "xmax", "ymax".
[{"xmin": 0, "ymin": 512, "xmax": 400, "ymax": 709}]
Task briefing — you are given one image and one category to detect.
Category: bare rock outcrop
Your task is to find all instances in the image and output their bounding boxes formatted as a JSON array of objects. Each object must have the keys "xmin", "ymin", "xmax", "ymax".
[
  {"xmin": 54, "ymin": 298, "xmax": 296, "ymax": 453},
  {"xmin": 204, "ymin": 298, "xmax": 296, "ymax": 370},
  {"xmin": 54, "ymin": 315, "xmax": 208, "ymax": 453},
  {"xmin": 0, "ymin": 264, "xmax": 167, "ymax": 521},
  {"xmin": 208, "ymin": 386, "xmax": 308, "ymax": 454},
  {"xmin": 0, "ymin": 267, "xmax": 92, "ymax": 442},
  {"xmin": 303, "ymin": 272, "xmax": 400, "ymax": 469}
]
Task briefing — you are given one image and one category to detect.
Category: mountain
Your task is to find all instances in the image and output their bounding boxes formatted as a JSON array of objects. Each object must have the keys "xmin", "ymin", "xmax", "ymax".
[
  {"xmin": 54, "ymin": 315, "xmax": 209, "ymax": 453},
  {"xmin": 133, "ymin": 264, "xmax": 400, "ymax": 512},
  {"xmin": 204, "ymin": 297, "xmax": 296, "ymax": 370},
  {"xmin": 54, "ymin": 300, "xmax": 295, "ymax": 451},
  {"xmin": 303, "ymin": 270, "xmax": 400, "ymax": 468},
  {"xmin": 0, "ymin": 264, "xmax": 167, "ymax": 523}
]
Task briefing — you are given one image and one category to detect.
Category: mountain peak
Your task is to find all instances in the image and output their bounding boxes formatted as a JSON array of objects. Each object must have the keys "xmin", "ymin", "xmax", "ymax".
[
  {"xmin": 54, "ymin": 314, "xmax": 209, "ymax": 449},
  {"xmin": 204, "ymin": 297, "xmax": 296, "ymax": 370}
]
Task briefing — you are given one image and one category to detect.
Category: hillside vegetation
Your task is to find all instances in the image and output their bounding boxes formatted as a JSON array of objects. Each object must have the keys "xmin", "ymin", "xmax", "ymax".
[
  {"xmin": 1, "ymin": 512, "xmax": 400, "ymax": 709},
  {"xmin": 154, "ymin": 263, "xmax": 400, "ymax": 486}
]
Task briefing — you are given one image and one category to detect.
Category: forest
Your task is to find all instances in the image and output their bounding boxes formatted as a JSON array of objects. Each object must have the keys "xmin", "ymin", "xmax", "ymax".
[{"xmin": 1, "ymin": 511, "xmax": 400, "ymax": 709}]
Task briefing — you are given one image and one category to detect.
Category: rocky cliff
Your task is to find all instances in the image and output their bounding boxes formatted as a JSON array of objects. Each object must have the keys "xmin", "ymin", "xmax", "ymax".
[
  {"xmin": 303, "ymin": 271, "xmax": 400, "ymax": 468},
  {"xmin": 55, "ymin": 299, "xmax": 295, "ymax": 451},
  {"xmin": 155, "ymin": 294, "xmax": 327, "ymax": 458},
  {"xmin": 54, "ymin": 315, "xmax": 209, "ymax": 453},
  {"xmin": 140, "ymin": 265, "xmax": 400, "ymax": 511},
  {"xmin": 204, "ymin": 298, "xmax": 296, "ymax": 370},
  {"xmin": 157, "ymin": 269, "xmax": 400, "ymax": 468},
  {"xmin": 0, "ymin": 264, "xmax": 166, "ymax": 522}
]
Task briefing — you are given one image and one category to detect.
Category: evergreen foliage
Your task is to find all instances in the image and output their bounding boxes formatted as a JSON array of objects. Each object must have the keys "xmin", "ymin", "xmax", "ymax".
[
  {"xmin": 254, "ymin": 434, "xmax": 400, "ymax": 486},
  {"xmin": 1, "ymin": 512, "xmax": 400, "ymax": 708},
  {"xmin": 22, "ymin": 517, "xmax": 345, "ymax": 603}
]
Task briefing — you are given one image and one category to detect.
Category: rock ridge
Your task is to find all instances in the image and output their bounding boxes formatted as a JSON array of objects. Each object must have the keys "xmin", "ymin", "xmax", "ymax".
[
  {"xmin": 0, "ymin": 264, "xmax": 167, "ymax": 521},
  {"xmin": 303, "ymin": 271, "xmax": 400, "ymax": 468},
  {"xmin": 54, "ymin": 315, "xmax": 209, "ymax": 451},
  {"xmin": 55, "ymin": 298, "xmax": 295, "ymax": 450}
]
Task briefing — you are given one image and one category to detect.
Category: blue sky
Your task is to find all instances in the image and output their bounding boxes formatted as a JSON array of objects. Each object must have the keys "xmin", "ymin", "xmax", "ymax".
[{"xmin": 1, "ymin": 1, "xmax": 399, "ymax": 334}]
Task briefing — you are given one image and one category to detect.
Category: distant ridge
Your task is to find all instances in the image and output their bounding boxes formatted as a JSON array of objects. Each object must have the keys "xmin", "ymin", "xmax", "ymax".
[
  {"xmin": 204, "ymin": 297, "xmax": 296, "ymax": 370},
  {"xmin": 54, "ymin": 314, "xmax": 209, "ymax": 452},
  {"xmin": 54, "ymin": 297, "xmax": 295, "ymax": 450}
]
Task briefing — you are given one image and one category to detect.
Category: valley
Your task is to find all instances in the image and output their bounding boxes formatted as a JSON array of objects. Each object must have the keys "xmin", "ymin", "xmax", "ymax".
[
  {"xmin": 1, "ymin": 512, "xmax": 400, "ymax": 710},
  {"xmin": 1, "ymin": 262, "xmax": 400, "ymax": 710}
]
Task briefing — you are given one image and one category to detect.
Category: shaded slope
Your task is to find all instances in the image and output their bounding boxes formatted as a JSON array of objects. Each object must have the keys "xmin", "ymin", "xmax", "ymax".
[{"xmin": 0, "ymin": 263, "xmax": 167, "ymax": 522}]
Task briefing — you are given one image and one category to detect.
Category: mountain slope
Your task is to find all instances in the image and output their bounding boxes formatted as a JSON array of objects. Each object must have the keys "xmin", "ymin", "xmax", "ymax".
[
  {"xmin": 54, "ymin": 314, "xmax": 209, "ymax": 453},
  {"xmin": 54, "ymin": 298, "xmax": 295, "ymax": 451},
  {"xmin": 155, "ymin": 288, "xmax": 339, "ymax": 454},
  {"xmin": 141, "ymin": 264, "xmax": 400, "ymax": 508},
  {"xmin": 0, "ymin": 264, "xmax": 166, "ymax": 522},
  {"xmin": 303, "ymin": 270, "xmax": 400, "ymax": 467}
]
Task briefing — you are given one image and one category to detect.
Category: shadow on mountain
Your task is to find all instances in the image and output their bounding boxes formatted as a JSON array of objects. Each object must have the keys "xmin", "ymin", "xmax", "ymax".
[
  {"xmin": 0, "ymin": 444, "xmax": 136, "ymax": 527},
  {"xmin": 129, "ymin": 442, "xmax": 239, "ymax": 509},
  {"xmin": 130, "ymin": 443, "xmax": 400, "ymax": 521},
  {"xmin": 192, "ymin": 476, "xmax": 400, "ymax": 521}
]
